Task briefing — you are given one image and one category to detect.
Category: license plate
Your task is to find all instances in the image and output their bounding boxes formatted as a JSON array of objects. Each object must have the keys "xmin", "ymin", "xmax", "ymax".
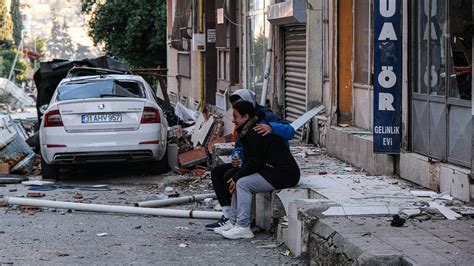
[{"xmin": 81, "ymin": 114, "xmax": 122, "ymax": 123}]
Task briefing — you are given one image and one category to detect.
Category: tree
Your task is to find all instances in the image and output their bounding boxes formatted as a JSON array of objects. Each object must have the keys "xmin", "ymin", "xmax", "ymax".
[
  {"xmin": 58, "ymin": 19, "xmax": 75, "ymax": 59},
  {"xmin": 0, "ymin": 50, "xmax": 28, "ymax": 82},
  {"xmin": 11, "ymin": 0, "xmax": 22, "ymax": 46},
  {"xmin": 82, "ymin": 0, "xmax": 167, "ymax": 68},
  {"xmin": 46, "ymin": 14, "xmax": 76, "ymax": 59},
  {"xmin": 34, "ymin": 37, "xmax": 46, "ymax": 57},
  {"xmin": 0, "ymin": 1, "xmax": 13, "ymax": 41}
]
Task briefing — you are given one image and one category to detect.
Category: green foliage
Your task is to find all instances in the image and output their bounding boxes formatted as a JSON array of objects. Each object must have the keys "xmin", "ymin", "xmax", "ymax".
[
  {"xmin": 0, "ymin": 1, "xmax": 13, "ymax": 41},
  {"xmin": 11, "ymin": 0, "xmax": 22, "ymax": 46},
  {"xmin": 35, "ymin": 37, "xmax": 46, "ymax": 57},
  {"xmin": 0, "ymin": 49, "xmax": 28, "ymax": 82},
  {"xmin": 83, "ymin": 0, "xmax": 167, "ymax": 68}
]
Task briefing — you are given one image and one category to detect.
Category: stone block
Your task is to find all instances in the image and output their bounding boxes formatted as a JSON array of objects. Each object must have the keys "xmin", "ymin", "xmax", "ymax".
[
  {"xmin": 276, "ymin": 222, "xmax": 288, "ymax": 243},
  {"xmin": 326, "ymin": 127, "xmax": 394, "ymax": 176},
  {"xmin": 439, "ymin": 163, "xmax": 471, "ymax": 202},
  {"xmin": 255, "ymin": 192, "xmax": 273, "ymax": 231},
  {"xmin": 399, "ymin": 152, "xmax": 438, "ymax": 191},
  {"xmin": 287, "ymin": 199, "xmax": 339, "ymax": 256}
]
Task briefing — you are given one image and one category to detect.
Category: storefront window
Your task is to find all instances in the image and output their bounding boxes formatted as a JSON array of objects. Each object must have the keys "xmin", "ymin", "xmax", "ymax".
[
  {"xmin": 415, "ymin": 0, "xmax": 448, "ymax": 96},
  {"xmin": 246, "ymin": 1, "xmax": 268, "ymax": 101},
  {"xmin": 448, "ymin": 0, "xmax": 472, "ymax": 100},
  {"xmin": 414, "ymin": 0, "xmax": 471, "ymax": 99},
  {"xmin": 353, "ymin": 0, "xmax": 372, "ymax": 84}
]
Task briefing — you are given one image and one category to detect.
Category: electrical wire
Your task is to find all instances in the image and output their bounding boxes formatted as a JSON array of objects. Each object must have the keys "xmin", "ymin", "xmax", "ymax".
[{"xmin": 223, "ymin": 0, "xmax": 244, "ymax": 27}]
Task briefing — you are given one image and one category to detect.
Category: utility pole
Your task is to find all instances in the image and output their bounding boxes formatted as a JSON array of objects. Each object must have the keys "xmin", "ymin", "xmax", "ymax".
[{"xmin": 8, "ymin": 29, "xmax": 27, "ymax": 82}]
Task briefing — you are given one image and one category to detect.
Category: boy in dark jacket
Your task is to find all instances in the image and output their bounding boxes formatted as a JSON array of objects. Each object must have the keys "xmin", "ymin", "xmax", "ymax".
[{"xmin": 206, "ymin": 89, "xmax": 295, "ymax": 230}]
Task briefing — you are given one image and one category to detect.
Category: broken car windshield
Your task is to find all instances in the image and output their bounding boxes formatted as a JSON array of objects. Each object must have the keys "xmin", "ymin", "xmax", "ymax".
[{"xmin": 56, "ymin": 79, "xmax": 145, "ymax": 101}]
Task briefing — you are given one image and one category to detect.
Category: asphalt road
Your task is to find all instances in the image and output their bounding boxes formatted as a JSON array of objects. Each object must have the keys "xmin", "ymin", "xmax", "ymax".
[{"xmin": 0, "ymin": 164, "xmax": 306, "ymax": 264}]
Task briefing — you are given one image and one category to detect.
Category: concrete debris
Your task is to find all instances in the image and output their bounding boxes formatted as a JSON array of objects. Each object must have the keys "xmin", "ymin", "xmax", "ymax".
[
  {"xmin": 428, "ymin": 201, "xmax": 462, "ymax": 220},
  {"xmin": 400, "ymin": 208, "xmax": 422, "ymax": 218},
  {"xmin": 178, "ymin": 243, "xmax": 188, "ymax": 248},
  {"xmin": 26, "ymin": 192, "xmax": 45, "ymax": 198},
  {"xmin": 175, "ymin": 226, "xmax": 189, "ymax": 230},
  {"xmin": 203, "ymin": 198, "xmax": 213, "ymax": 205},
  {"xmin": 455, "ymin": 207, "xmax": 474, "ymax": 216},
  {"xmin": 174, "ymin": 102, "xmax": 198, "ymax": 123},
  {"xmin": 0, "ymin": 118, "xmax": 35, "ymax": 175},
  {"xmin": 21, "ymin": 180, "xmax": 55, "ymax": 186},
  {"xmin": 257, "ymin": 244, "xmax": 278, "ymax": 249},
  {"xmin": 410, "ymin": 190, "xmax": 439, "ymax": 197}
]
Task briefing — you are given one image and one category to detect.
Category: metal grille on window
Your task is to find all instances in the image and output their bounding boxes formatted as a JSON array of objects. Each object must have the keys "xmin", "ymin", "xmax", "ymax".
[{"xmin": 284, "ymin": 25, "xmax": 307, "ymax": 136}]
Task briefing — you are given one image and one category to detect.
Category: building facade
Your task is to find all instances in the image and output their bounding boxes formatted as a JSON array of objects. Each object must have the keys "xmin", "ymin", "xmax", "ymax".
[{"xmin": 167, "ymin": 0, "xmax": 473, "ymax": 201}]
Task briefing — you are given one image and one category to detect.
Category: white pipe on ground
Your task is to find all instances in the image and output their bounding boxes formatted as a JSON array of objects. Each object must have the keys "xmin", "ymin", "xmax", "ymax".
[
  {"xmin": 136, "ymin": 193, "xmax": 216, "ymax": 208},
  {"xmin": 1, "ymin": 197, "xmax": 222, "ymax": 220}
]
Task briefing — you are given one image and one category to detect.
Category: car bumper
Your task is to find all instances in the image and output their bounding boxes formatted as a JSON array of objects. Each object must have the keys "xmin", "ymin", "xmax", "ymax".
[{"xmin": 40, "ymin": 126, "xmax": 166, "ymax": 164}]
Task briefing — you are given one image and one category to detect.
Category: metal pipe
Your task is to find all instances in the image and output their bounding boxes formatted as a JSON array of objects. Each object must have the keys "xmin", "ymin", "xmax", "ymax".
[
  {"xmin": 260, "ymin": 0, "xmax": 275, "ymax": 106},
  {"xmin": 1, "ymin": 197, "xmax": 222, "ymax": 220},
  {"xmin": 136, "ymin": 193, "xmax": 216, "ymax": 208}
]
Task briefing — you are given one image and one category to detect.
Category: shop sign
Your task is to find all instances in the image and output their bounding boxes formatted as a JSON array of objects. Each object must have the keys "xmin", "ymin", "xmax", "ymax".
[{"xmin": 373, "ymin": 0, "xmax": 402, "ymax": 153}]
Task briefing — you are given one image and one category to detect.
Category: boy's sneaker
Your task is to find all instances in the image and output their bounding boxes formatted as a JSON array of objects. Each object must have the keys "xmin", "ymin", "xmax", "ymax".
[
  {"xmin": 205, "ymin": 216, "xmax": 228, "ymax": 231},
  {"xmin": 213, "ymin": 220, "xmax": 234, "ymax": 235},
  {"xmin": 221, "ymin": 225, "xmax": 254, "ymax": 239}
]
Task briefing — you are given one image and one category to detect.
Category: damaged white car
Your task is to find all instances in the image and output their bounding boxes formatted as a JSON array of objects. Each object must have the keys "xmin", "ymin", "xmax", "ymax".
[{"xmin": 39, "ymin": 74, "xmax": 168, "ymax": 179}]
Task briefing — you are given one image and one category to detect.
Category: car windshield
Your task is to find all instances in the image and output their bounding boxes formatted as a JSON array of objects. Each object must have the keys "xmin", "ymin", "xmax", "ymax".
[{"xmin": 56, "ymin": 79, "xmax": 146, "ymax": 101}]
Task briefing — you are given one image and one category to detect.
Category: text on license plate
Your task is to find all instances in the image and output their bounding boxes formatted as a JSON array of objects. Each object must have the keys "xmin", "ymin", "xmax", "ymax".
[{"xmin": 81, "ymin": 114, "xmax": 122, "ymax": 123}]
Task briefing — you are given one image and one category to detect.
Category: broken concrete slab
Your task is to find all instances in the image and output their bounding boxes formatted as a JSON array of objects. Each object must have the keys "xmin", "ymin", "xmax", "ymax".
[
  {"xmin": 410, "ymin": 190, "xmax": 439, "ymax": 197},
  {"xmin": 428, "ymin": 201, "xmax": 461, "ymax": 220},
  {"xmin": 191, "ymin": 115, "xmax": 215, "ymax": 147}
]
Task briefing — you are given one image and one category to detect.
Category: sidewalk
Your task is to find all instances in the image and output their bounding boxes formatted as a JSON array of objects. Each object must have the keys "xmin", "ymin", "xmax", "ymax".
[{"xmin": 264, "ymin": 142, "xmax": 474, "ymax": 264}]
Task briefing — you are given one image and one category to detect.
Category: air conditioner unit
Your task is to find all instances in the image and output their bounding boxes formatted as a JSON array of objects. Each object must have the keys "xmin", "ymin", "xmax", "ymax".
[{"xmin": 192, "ymin": 34, "xmax": 206, "ymax": 52}]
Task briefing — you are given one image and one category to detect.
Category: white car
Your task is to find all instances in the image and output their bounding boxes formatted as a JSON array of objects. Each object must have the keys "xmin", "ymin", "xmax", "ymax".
[{"xmin": 39, "ymin": 74, "xmax": 169, "ymax": 179}]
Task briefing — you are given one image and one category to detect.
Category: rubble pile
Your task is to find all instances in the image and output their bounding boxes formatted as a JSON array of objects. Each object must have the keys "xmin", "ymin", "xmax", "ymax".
[
  {"xmin": 0, "ymin": 114, "xmax": 37, "ymax": 177},
  {"xmin": 169, "ymin": 104, "xmax": 235, "ymax": 177}
]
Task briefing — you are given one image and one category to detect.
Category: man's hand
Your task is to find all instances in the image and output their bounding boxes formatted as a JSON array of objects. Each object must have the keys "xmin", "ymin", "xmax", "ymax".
[
  {"xmin": 227, "ymin": 178, "xmax": 236, "ymax": 194},
  {"xmin": 254, "ymin": 124, "xmax": 272, "ymax": 136},
  {"xmin": 231, "ymin": 156, "xmax": 241, "ymax": 168}
]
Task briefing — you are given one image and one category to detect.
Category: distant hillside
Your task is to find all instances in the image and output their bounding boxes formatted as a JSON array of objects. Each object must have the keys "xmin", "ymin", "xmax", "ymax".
[{"xmin": 21, "ymin": 0, "xmax": 103, "ymax": 61}]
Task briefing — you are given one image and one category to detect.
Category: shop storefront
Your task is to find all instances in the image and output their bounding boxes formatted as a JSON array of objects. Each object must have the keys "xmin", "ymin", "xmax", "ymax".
[{"xmin": 410, "ymin": 0, "xmax": 472, "ymax": 167}]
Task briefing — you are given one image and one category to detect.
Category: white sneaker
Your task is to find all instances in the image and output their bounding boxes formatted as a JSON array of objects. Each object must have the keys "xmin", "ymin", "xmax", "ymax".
[
  {"xmin": 213, "ymin": 220, "xmax": 234, "ymax": 235},
  {"xmin": 221, "ymin": 225, "xmax": 254, "ymax": 239}
]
